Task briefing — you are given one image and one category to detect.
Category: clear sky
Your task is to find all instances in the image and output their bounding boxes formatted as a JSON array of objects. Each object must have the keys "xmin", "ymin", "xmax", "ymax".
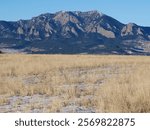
[{"xmin": 0, "ymin": 0, "xmax": 149, "ymax": 26}]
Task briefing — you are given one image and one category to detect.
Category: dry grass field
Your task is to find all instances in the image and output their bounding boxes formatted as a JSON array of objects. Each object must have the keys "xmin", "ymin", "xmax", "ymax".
[{"xmin": 0, "ymin": 54, "xmax": 150, "ymax": 113}]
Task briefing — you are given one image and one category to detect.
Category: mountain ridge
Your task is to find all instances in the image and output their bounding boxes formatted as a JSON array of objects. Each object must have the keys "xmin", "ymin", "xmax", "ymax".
[{"xmin": 0, "ymin": 10, "xmax": 150, "ymax": 55}]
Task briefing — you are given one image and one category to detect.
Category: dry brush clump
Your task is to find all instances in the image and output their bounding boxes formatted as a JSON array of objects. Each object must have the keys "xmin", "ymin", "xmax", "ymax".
[{"xmin": 94, "ymin": 64, "xmax": 150, "ymax": 113}]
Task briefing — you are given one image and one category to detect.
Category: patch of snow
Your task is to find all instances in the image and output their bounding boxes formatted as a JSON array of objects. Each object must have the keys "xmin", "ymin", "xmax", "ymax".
[{"xmin": 0, "ymin": 48, "xmax": 25, "ymax": 54}]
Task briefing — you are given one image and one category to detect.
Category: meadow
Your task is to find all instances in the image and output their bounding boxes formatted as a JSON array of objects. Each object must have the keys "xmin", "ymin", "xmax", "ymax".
[{"xmin": 0, "ymin": 54, "xmax": 150, "ymax": 112}]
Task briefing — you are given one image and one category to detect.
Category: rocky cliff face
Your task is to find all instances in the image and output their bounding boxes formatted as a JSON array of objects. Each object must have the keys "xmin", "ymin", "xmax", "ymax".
[{"xmin": 0, "ymin": 11, "xmax": 150, "ymax": 54}]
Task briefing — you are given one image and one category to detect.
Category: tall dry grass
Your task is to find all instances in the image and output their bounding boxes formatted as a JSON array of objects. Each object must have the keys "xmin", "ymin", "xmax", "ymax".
[
  {"xmin": 0, "ymin": 54, "xmax": 150, "ymax": 112},
  {"xmin": 94, "ymin": 64, "xmax": 150, "ymax": 112}
]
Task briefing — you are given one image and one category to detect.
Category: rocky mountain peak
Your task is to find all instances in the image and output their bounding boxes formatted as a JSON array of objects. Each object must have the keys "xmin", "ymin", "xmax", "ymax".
[
  {"xmin": 54, "ymin": 11, "xmax": 80, "ymax": 25},
  {"xmin": 0, "ymin": 11, "xmax": 150, "ymax": 55},
  {"xmin": 85, "ymin": 10, "xmax": 103, "ymax": 16},
  {"xmin": 121, "ymin": 23, "xmax": 144, "ymax": 36}
]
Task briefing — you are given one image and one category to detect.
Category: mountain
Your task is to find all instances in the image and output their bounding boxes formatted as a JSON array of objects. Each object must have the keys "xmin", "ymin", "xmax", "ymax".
[{"xmin": 0, "ymin": 10, "xmax": 150, "ymax": 55}]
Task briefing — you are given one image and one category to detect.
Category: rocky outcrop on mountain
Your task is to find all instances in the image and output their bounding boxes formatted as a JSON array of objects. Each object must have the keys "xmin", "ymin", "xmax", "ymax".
[{"xmin": 0, "ymin": 11, "xmax": 150, "ymax": 55}]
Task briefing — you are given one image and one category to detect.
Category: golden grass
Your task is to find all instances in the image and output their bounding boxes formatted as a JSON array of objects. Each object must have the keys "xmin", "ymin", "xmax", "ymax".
[
  {"xmin": 0, "ymin": 97, "xmax": 10, "ymax": 106},
  {"xmin": 0, "ymin": 54, "xmax": 150, "ymax": 112},
  {"xmin": 95, "ymin": 64, "xmax": 150, "ymax": 112}
]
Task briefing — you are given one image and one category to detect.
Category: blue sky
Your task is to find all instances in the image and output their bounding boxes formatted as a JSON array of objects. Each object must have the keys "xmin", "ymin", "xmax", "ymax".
[{"xmin": 0, "ymin": 0, "xmax": 149, "ymax": 26}]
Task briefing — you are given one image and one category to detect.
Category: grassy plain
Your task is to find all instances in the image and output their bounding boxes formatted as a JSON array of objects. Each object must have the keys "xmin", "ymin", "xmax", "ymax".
[{"xmin": 0, "ymin": 54, "xmax": 150, "ymax": 112}]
